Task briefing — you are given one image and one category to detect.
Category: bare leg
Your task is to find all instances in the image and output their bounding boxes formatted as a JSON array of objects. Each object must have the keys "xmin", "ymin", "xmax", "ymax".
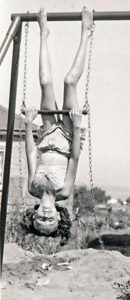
[
  {"xmin": 38, "ymin": 8, "xmax": 56, "ymax": 128},
  {"xmin": 63, "ymin": 7, "xmax": 92, "ymax": 130}
]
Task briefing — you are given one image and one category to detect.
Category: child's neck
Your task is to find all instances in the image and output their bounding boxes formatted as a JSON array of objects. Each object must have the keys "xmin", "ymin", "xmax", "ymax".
[{"xmin": 41, "ymin": 190, "xmax": 55, "ymax": 208}]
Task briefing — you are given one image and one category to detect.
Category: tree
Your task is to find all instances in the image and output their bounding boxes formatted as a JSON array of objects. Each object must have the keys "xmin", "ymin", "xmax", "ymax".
[
  {"xmin": 74, "ymin": 185, "xmax": 111, "ymax": 214},
  {"xmin": 93, "ymin": 187, "xmax": 111, "ymax": 204}
]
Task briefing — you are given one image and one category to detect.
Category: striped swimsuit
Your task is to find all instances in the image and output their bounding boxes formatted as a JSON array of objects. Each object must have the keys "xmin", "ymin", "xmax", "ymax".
[
  {"xmin": 30, "ymin": 122, "xmax": 72, "ymax": 198},
  {"xmin": 30, "ymin": 121, "xmax": 86, "ymax": 199}
]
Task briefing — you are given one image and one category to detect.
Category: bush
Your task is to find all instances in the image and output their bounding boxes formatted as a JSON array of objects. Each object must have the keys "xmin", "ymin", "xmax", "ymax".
[{"xmin": 74, "ymin": 185, "xmax": 111, "ymax": 215}]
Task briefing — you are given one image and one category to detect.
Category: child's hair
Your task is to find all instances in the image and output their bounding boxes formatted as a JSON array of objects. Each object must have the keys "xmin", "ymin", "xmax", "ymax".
[{"xmin": 20, "ymin": 204, "xmax": 72, "ymax": 246}]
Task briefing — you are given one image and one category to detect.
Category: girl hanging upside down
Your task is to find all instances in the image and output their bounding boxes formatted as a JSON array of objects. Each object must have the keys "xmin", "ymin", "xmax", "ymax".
[{"xmin": 23, "ymin": 7, "xmax": 93, "ymax": 242}]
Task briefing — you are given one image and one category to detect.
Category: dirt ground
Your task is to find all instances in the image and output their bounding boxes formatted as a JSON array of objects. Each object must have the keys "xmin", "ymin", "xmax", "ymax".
[{"xmin": 1, "ymin": 243, "xmax": 130, "ymax": 300}]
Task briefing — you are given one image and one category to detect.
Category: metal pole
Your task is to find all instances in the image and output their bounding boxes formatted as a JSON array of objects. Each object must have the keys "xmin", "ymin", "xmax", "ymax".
[
  {"xmin": 11, "ymin": 11, "xmax": 130, "ymax": 22},
  {"xmin": 0, "ymin": 16, "xmax": 21, "ymax": 65},
  {"xmin": 0, "ymin": 23, "xmax": 22, "ymax": 276},
  {"xmin": 22, "ymin": 108, "xmax": 88, "ymax": 115}
]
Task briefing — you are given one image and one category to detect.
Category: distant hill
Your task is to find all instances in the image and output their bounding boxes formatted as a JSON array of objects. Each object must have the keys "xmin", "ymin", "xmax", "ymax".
[
  {"xmin": 76, "ymin": 181, "xmax": 130, "ymax": 202},
  {"xmin": 100, "ymin": 185, "xmax": 130, "ymax": 201}
]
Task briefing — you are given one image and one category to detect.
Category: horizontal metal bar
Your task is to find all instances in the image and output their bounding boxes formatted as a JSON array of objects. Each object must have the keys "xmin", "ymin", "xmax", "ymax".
[
  {"xmin": 0, "ymin": 17, "xmax": 21, "ymax": 65},
  {"xmin": 0, "ymin": 129, "xmax": 37, "ymax": 133},
  {"xmin": 22, "ymin": 108, "xmax": 88, "ymax": 115},
  {"xmin": 95, "ymin": 11, "xmax": 130, "ymax": 20},
  {"xmin": 11, "ymin": 11, "xmax": 130, "ymax": 22},
  {"xmin": 11, "ymin": 12, "xmax": 81, "ymax": 22}
]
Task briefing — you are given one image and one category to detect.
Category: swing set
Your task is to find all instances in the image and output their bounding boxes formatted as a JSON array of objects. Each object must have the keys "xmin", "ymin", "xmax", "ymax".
[{"xmin": 0, "ymin": 9, "xmax": 130, "ymax": 277}]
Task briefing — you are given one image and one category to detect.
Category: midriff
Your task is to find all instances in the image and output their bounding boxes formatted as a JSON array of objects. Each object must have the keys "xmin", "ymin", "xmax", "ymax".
[{"xmin": 39, "ymin": 150, "xmax": 68, "ymax": 167}]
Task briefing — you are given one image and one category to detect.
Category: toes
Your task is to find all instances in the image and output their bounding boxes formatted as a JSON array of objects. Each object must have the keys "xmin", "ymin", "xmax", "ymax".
[
  {"xmin": 40, "ymin": 7, "xmax": 47, "ymax": 16},
  {"xmin": 82, "ymin": 6, "xmax": 87, "ymax": 12},
  {"xmin": 82, "ymin": 6, "xmax": 87, "ymax": 14},
  {"xmin": 38, "ymin": 7, "xmax": 47, "ymax": 18}
]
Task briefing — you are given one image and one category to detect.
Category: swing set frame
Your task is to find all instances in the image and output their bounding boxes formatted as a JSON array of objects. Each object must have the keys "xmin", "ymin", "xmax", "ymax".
[{"xmin": 0, "ymin": 9, "xmax": 130, "ymax": 276}]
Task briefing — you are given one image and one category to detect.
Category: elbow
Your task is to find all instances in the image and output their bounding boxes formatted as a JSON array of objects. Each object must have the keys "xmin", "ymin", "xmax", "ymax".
[{"xmin": 62, "ymin": 187, "xmax": 72, "ymax": 200}]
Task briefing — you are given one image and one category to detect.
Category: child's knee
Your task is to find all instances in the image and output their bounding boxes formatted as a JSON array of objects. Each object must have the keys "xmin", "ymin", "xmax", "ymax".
[
  {"xmin": 64, "ymin": 73, "xmax": 77, "ymax": 86},
  {"xmin": 40, "ymin": 75, "xmax": 52, "ymax": 87}
]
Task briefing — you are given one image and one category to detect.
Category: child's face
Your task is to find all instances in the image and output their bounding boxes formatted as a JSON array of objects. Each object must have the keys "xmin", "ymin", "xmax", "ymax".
[{"xmin": 33, "ymin": 192, "xmax": 61, "ymax": 235}]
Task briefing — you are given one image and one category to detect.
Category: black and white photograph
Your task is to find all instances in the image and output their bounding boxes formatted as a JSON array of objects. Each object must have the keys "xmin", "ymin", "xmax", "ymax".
[{"xmin": 0, "ymin": 1, "xmax": 130, "ymax": 299}]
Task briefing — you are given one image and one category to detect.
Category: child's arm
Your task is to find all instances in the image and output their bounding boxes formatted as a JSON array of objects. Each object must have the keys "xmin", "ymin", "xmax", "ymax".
[
  {"xmin": 25, "ymin": 108, "xmax": 38, "ymax": 188},
  {"xmin": 56, "ymin": 107, "xmax": 82, "ymax": 200}
]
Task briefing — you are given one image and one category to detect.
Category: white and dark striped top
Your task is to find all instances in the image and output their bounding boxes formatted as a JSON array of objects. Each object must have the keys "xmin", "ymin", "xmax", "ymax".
[{"xmin": 30, "ymin": 122, "xmax": 86, "ymax": 198}]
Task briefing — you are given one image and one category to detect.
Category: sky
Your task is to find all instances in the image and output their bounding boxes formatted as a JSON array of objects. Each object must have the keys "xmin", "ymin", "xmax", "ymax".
[{"xmin": 1, "ymin": 0, "xmax": 130, "ymax": 189}]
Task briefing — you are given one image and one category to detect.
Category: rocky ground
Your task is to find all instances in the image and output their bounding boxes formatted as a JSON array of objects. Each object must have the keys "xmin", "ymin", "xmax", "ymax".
[
  {"xmin": 2, "ymin": 204, "xmax": 130, "ymax": 300},
  {"xmin": 1, "ymin": 243, "xmax": 130, "ymax": 300}
]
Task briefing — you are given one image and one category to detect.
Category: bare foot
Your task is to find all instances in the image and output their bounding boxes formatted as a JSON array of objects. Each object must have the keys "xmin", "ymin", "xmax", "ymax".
[
  {"xmin": 37, "ymin": 8, "xmax": 49, "ymax": 36},
  {"xmin": 82, "ymin": 7, "xmax": 93, "ymax": 32}
]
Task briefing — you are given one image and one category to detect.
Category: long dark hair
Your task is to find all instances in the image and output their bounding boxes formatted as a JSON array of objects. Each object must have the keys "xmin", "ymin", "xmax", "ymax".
[{"xmin": 20, "ymin": 204, "xmax": 72, "ymax": 246}]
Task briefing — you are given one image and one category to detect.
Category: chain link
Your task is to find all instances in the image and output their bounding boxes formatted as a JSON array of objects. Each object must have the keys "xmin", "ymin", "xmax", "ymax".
[
  {"xmin": 18, "ymin": 21, "xmax": 29, "ymax": 207},
  {"xmin": 21, "ymin": 21, "xmax": 29, "ymax": 110},
  {"xmin": 83, "ymin": 14, "xmax": 95, "ymax": 209},
  {"xmin": 18, "ymin": 112, "xmax": 23, "ymax": 201},
  {"xmin": 83, "ymin": 13, "xmax": 104, "ymax": 249}
]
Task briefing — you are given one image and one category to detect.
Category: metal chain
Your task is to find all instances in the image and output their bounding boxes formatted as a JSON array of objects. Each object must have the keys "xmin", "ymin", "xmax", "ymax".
[
  {"xmin": 18, "ymin": 21, "xmax": 29, "ymax": 207},
  {"xmin": 83, "ymin": 14, "xmax": 95, "ymax": 210},
  {"xmin": 18, "ymin": 112, "xmax": 23, "ymax": 202},
  {"xmin": 83, "ymin": 14, "xmax": 104, "ymax": 249},
  {"xmin": 21, "ymin": 21, "xmax": 29, "ymax": 110}
]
